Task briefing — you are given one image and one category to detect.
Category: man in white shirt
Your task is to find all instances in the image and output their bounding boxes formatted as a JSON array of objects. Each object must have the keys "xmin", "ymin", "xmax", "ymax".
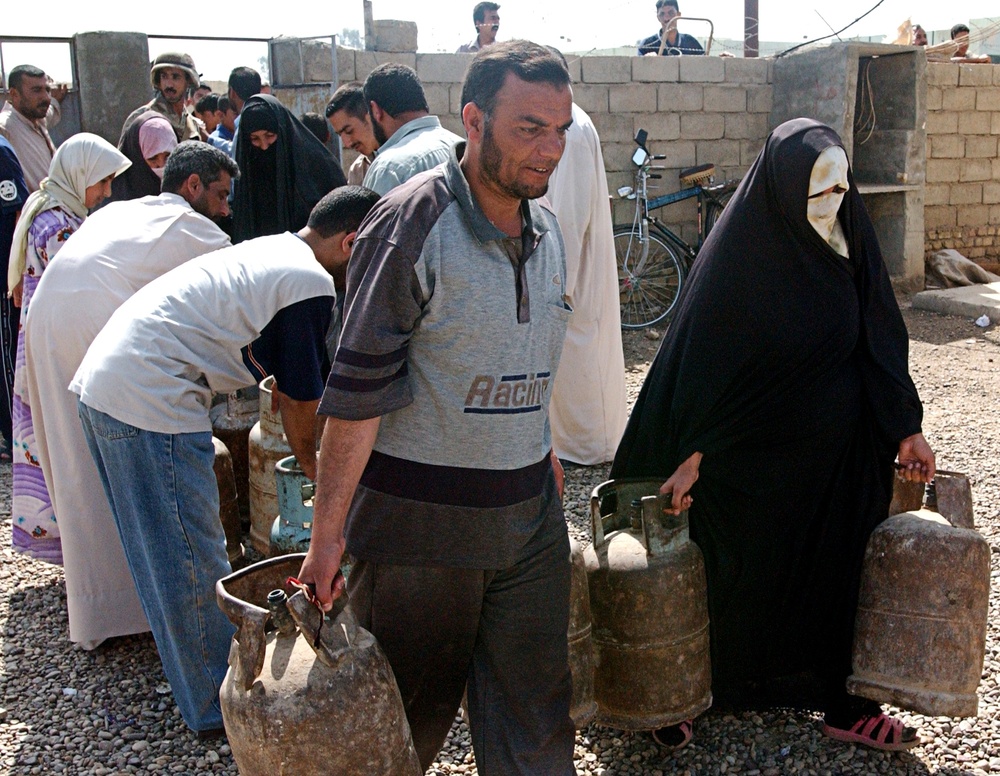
[
  {"xmin": 24, "ymin": 142, "xmax": 237, "ymax": 652},
  {"xmin": 0, "ymin": 64, "xmax": 66, "ymax": 191}
]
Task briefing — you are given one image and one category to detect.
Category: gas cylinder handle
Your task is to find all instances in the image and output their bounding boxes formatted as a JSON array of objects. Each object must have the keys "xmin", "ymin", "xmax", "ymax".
[{"xmin": 641, "ymin": 495, "xmax": 689, "ymax": 557}]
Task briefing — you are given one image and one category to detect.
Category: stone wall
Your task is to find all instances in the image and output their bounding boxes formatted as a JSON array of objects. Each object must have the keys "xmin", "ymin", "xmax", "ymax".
[
  {"xmin": 285, "ymin": 47, "xmax": 772, "ymax": 246},
  {"xmin": 925, "ymin": 62, "xmax": 1000, "ymax": 264}
]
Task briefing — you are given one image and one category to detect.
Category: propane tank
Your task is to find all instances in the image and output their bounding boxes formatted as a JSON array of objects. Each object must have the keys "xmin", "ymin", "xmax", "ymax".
[
  {"xmin": 270, "ymin": 456, "xmax": 314, "ymax": 556},
  {"xmin": 848, "ymin": 477, "xmax": 990, "ymax": 718},
  {"xmin": 568, "ymin": 537, "xmax": 596, "ymax": 728},
  {"xmin": 584, "ymin": 479, "xmax": 712, "ymax": 730},
  {"xmin": 212, "ymin": 437, "xmax": 244, "ymax": 568},
  {"xmin": 210, "ymin": 386, "xmax": 258, "ymax": 525},
  {"xmin": 248, "ymin": 377, "xmax": 292, "ymax": 555},
  {"xmin": 216, "ymin": 554, "xmax": 422, "ymax": 776}
]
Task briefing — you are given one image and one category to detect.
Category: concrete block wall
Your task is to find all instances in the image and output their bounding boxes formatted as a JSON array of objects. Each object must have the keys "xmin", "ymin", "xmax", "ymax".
[
  {"xmin": 322, "ymin": 48, "xmax": 772, "ymax": 245},
  {"xmin": 925, "ymin": 62, "xmax": 1000, "ymax": 263}
]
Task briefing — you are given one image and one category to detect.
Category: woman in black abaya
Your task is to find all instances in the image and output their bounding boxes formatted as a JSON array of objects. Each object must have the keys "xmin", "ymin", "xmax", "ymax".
[
  {"xmin": 232, "ymin": 94, "xmax": 346, "ymax": 242},
  {"xmin": 611, "ymin": 118, "xmax": 935, "ymax": 751}
]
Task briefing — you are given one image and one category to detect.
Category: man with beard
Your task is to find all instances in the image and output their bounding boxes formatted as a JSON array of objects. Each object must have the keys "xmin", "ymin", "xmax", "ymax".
[
  {"xmin": 298, "ymin": 40, "xmax": 576, "ymax": 775},
  {"xmin": 121, "ymin": 52, "xmax": 203, "ymax": 143},
  {"xmin": 360, "ymin": 63, "xmax": 461, "ymax": 196},
  {"xmin": 0, "ymin": 65, "xmax": 67, "ymax": 191},
  {"xmin": 22, "ymin": 142, "xmax": 235, "ymax": 652}
]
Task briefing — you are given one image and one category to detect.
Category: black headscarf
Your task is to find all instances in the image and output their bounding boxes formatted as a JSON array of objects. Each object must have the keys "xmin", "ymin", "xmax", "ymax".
[
  {"xmin": 232, "ymin": 94, "xmax": 346, "ymax": 242},
  {"xmin": 612, "ymin": 118, "xmax": 922, "ymax": 481},
  {"xmin": 107, "ymin": 111, "xmax": 168, "ymax": 204},
  {"xmin": 610, "ymin": 119, "xmax": 924, "ymax": 701}
]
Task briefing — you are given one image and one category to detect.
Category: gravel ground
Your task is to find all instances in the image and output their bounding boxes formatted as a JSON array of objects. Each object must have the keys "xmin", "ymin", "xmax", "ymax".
[{"xmin": 1, "ymin": 300, "xmax": 999, "ymax": 775}]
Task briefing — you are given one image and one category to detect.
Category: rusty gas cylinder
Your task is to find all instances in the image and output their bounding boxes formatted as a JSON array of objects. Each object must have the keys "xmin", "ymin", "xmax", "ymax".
[
  {"xmin": 568, "ymin": 537, "xmax": 596, "ymax": 728},
  {"xmin": 847, "ymin": 482, "xmax": 991, "ymax": 718},
  {"xmin": 216, "ymin": 554, "xmax": 422, "ymax": 776},
  {"xmin": 584, "ymin": 479, "xmax": 712, "ymax": 730},
  {"xmin": 212, "ymin": 437, "xmax": 244, "ymax": 569},
  {"xmin": 210, "ymin": 387, "xmax": 258, "ymax": 525},
  {"xmin": 248, "ymin": 377, "xmax": 292, "ymax": 555}
]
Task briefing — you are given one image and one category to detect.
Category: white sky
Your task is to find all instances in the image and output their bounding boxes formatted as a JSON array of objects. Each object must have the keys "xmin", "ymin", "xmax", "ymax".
[{"xmin": 3, "ymin": 0, "xmax": 999, "ymax": 81}]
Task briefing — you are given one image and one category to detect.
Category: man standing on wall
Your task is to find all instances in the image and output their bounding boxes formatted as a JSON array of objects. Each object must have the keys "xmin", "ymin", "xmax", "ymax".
[
  {"xmin": 0, "ymin": 65, "xmax": 67, "ymax": 191},
  {"xmin": 299, "ymin": 40, "xmax": 576, "ymax": 775},
  {"xmin": 638, "ymin": 0, "xmax": 704, "ymax": 56},
  {"xmin": 457, "ymin": 2, "xmax": 501, "ymax": 53},
  {"xmin": 121, "ymin": 52, "xmax": 203, "ymax": 143}
]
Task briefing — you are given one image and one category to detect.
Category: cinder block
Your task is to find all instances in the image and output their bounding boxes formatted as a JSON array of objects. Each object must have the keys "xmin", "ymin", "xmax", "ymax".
[
  {"xmin": 581, "ymin": 57, "xmax": 631, "ymax": 84},
  {"xmin": 990, "ymin": 205, "xmax": 1000, "ymax": 224},
  {"xmin": 930, "ymin": 134, "xmax": 965, "ymax": 158},
  {"xmin": 603, "ymin": 141, "xmax": 644, "ymax": 172},
  {"xmin": 650, "ymin": 139, "xmax": 696, "ymax": 168},
  {"xmin": 950, "ymin": 183, "xmax": 984, "ymax": 204},
  {"xmin": 724, "ymin": 113, "xmax": 768, "ymax": 140},
  {"xmin": 416, "ymin": 53, "xmax": 468, "ymax": 83},
  {"xmin": 959, "ymin": 64, "xmax": 993, "ymax": 87},
  {"xmin": 355, "ymin": 51, "xmax": 417, "ymax": 81},
  {"xmin": 965, "ymin": 135, "xmax": 998, "ymax": 158},
  {"xmin": 926, "ymin": 111, "xmax": 959, "ymax": 134},
  {"xmin": 573, "ymin": 84, "xmax": 610, "ymax": 114},
  {"xmin": 592, "ymin": 112, "xmax": 639, "ymax": 143},
  {"xmin": 926, "ymin": 158, "xmax": 961, "ymax": 183},
  {"xmin": 925, "ymin": 205, "xmax": 957, "ymax": 229},
  {"xmin": 335, "ymin": 47, "xmax": 356, "ymax": 82},
  {"xmin": 695, "ymin": 139, "xmax": 741, "ymax": 166},
  {"xmin": 633, "ymin": 113, "xmax": 680, "ymax": 141},
  {"xmin": 926, "ymin": 86, "xmax": 943, "ymax": 111},
  {"xmin": 959, "ymin": 111, "xmax": 992, "ymax": 135},
  {"xmin": 960, "ymin": 159, "xmax": 992, "ymax": 181},
  {"xmin": 927, "ymin": 63, "xmax": 960, "ymax": 86},
  {"xmin": 678, "ymin": 56, "xmax": 725, "ymax": 83},
  {"xmin": 703, "ymin": 85, "xmax": 747, "ymax": 112},
  {"xmin": 992, "ymin": 112, "xmax": 1000, "ymax": 135},
  {"xmin": 942, "ymin": 88, "xmax": 976, "ymax": 111},
  {"xmin": 610, "ymin": 83, "xmax": 659, "ymax": 113},
  {"xmin": 746, "ymin": 85, "xmax": 772, "ymax": 114},
  {"xmin": 372, "ymin": 20, "xmax": 418, "ymax": 53},
  {"xmin": 564, "ymin": 55, "xmax": 583, "ymax": 84},
  {"xmin": 957, "ymin": 204, "xmax": 990, "ymax": 226},
  {"xmin": 741, "ymin": 138, "xmax": 764, "ymax": 166},
  {"xmin": 423, "ymin": 83, "xmax": 450, "ymax": 116},
  {"xmin": 924, "ymin": 183, "xmax": 951, "ymax": 205},
  {"xmin": 450, "ymin": 85, "xmax": 464, "ymax": 114},
  {"xmin": 680, "ymin": 113, "xmax": 724, "ymax": 140},
  {"xmin": 976, "ymin": 89, "xmax": 1000, "ymax": 111},
  {"xmin": 984, "ymin": 181, "xmax": 1000, "ymax": 204},
  {"xmin": 658, "ymin": 83, "xmax": 703, "ymax": 112},
  {"xmin": 723, "ymin": 57, "xmax": 769, "ymax": 84},
  {"xmin": 631, "ymin": 55, "xmax": 679, "ymax": 83},
  {"xmin": 439, "ymin": 115, "xmax": 466, "ymax": 138}
]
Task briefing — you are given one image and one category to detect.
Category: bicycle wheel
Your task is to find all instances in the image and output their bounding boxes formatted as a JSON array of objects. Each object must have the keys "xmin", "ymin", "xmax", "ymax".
[
  {"xmin": 704, "ymin": 186, "xmax": 736, "ymax": 237},
  {"xmin": 614, "ymin": 225, "xmax": 685, "ymax": 330}
]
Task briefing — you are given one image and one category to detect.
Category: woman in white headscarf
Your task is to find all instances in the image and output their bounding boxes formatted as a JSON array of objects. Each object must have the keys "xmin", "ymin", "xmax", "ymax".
[{"xmin": 8, "ymin": 132, "xmax": 129, "ymax": 563}]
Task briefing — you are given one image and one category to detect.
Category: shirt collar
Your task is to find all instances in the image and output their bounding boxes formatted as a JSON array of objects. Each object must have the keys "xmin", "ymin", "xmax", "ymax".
[
  {"xmin": 1, "ymin": 102, "xmax": 44, "ymax": 130},
  {"xmin": 374, "ymin": 115, "xmax": 443, "ymax": 156},
  {"xmin": 443, "ymin": 141, "xmax": 550, "ymax": 246}
]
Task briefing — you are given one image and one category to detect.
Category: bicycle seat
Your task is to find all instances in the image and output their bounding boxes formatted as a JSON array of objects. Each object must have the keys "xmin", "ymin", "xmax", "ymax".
[{"xmin": 679, "ymin": 164, "xmax": 715, "ymax": 184}]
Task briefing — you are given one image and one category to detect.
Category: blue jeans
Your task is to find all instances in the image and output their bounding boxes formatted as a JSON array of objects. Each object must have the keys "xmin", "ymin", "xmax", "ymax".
[{"xmin": 78, "ymin": 401, "xmax": 233, "ymax": 731}]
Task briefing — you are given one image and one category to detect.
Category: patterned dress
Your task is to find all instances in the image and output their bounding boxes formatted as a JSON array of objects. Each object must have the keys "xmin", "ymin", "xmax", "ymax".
[{"xmin": 11, "ymin": 206, "xmax": 82, "ymax": 563}]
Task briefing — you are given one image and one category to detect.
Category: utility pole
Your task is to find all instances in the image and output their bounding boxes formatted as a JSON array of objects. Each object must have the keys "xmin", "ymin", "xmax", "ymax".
[
  {"xmin": 745, "ymin": 0, "xmax": 759, "ymax": 57},
  {"xmin": 364, "ymin": 0, "xmax": 375, "ymax": 51}
]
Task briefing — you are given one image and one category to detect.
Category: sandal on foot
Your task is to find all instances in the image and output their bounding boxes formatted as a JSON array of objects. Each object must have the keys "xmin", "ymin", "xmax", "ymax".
[
  {"xmin": 651, "ymin": 719, "xmax": 693, "ymax": 751},
  {"xmin": 822, "ymin": 711, "xmax": 919, "ymax": 752}
]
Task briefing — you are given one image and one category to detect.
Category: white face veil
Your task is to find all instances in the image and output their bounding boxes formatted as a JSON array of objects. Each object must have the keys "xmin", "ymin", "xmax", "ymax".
[{"xmin": 807, "ymin": 146, "xmax": 850, "ymax": 258}]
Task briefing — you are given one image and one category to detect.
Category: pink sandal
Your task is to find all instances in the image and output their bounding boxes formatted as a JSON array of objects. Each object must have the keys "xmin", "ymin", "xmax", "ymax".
[
  {"xmin": 822, "ymin": 711, "xmax": 920, "ymax": 752},
  {"xmin": 651, "ymin": 719, "xmax": 693, "ymax": 751}
]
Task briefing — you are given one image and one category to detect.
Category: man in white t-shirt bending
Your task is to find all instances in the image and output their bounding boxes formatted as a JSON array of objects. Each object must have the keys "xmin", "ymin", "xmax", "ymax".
[{"xmin": 71, "ymin": 186, "xmax": 380, "ymax": 734}]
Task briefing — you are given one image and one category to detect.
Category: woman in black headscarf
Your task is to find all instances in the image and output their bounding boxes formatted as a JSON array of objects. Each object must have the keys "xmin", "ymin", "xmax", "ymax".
[
  {"xmin": 232, "ymin": 94, "xmax": 346, "ymax": 242},
  {"xmin": 611, "ymin": 118, "xmax": 935, "ymax": 751}
]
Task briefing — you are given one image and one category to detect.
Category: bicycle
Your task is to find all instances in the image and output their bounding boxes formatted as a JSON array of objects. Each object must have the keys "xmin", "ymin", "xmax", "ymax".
[{"xmin": 615, "ymin": 128, "xmax": 739, "ymax": 329}]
